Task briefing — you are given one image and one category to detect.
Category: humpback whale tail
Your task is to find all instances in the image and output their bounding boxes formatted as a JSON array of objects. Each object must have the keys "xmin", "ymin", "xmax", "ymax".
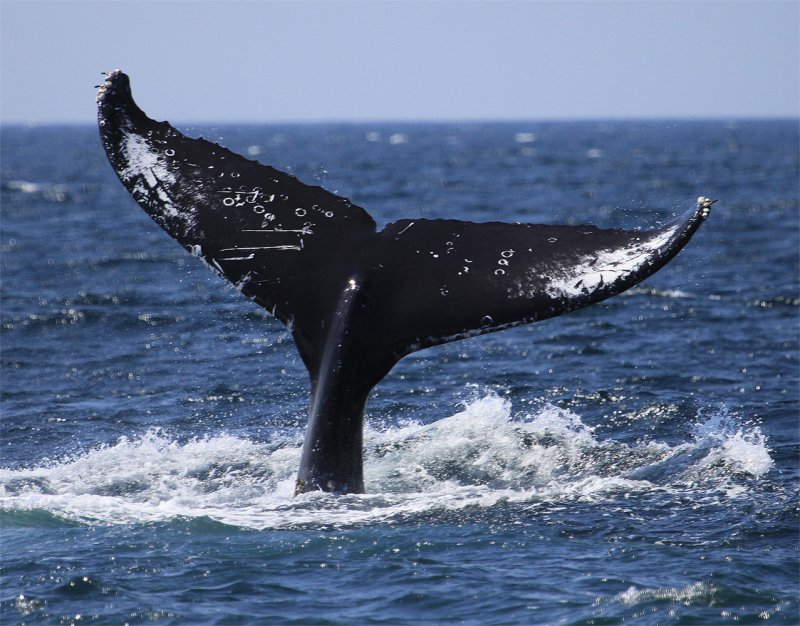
[{"xmin": 96, "ymin": 70, "xmax": 712, "ymax": 495}]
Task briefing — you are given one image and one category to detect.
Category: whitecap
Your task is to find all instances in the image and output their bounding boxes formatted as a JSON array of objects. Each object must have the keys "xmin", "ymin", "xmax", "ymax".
[
  {"xmin": 7, "ymin": 180, "xmax": 41, "ymax": 193},
  {"xmin": 514, "ymin": 132, "xmax": 537, "ymax": 144},
  {"xmin": 608, "ymin": 581, "xmax": 720, "ymax": 606}
]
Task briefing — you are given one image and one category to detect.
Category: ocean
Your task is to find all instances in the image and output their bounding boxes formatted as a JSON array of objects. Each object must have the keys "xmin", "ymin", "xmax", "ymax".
[{"xmin": 1, "ymin": 120, "xmax": 798, "ymax": 624}]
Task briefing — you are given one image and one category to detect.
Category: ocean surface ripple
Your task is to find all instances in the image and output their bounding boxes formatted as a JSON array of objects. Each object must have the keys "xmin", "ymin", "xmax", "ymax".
[{"xmin": 2, "ymin": 120, "xmax": 798, "ymax": 625}]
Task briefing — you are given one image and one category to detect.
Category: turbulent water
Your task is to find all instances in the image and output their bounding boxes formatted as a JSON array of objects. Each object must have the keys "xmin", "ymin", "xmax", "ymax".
[{"xmin": 1, "ymin": 121, "xmax": 798, "ymax": 624}]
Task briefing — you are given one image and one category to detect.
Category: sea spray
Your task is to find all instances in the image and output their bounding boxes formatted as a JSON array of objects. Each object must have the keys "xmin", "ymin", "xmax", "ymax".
[{"xmin": 1, "ymin": 396, "xmax": 773, "ymax": 530}]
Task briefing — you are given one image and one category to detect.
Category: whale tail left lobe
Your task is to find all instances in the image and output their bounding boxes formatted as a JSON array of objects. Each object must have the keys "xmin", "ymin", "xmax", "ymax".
[{"xmin": 97, "ymin": 71, "xmax": 712, "ymax": 493}]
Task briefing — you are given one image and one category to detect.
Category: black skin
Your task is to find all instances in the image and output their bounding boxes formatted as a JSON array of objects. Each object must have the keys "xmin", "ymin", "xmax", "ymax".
[{"xmin": 97, "ymin": 70, "xmax": 712, "ymax": 494}]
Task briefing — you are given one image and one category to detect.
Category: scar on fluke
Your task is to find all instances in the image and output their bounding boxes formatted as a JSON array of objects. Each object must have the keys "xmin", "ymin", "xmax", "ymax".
[{"xmin": 97, "ymin": 70, "xmax": 712, "ymax": 495}]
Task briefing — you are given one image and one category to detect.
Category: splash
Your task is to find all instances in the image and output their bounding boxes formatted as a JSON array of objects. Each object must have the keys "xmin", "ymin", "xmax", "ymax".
[
  {"xmin": 0, "ymin": 396, "xmax": 772, "ymax": 529},
  {"xmin": 687, "ymin": 409, "xmax": 773, "ymax": 480}
]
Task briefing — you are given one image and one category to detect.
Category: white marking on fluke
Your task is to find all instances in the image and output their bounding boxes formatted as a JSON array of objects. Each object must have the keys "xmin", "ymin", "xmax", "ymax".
[
  {"xmin": 535, "ymin": 223, "xmax": 682, "ymax": 300},
  {"xmin": 119, "ymin": 133, "xmax": 198, "ymax": 230},
  {"xmin": 396, "ymin": 222, "xmax": 415, "ymax": 236}
]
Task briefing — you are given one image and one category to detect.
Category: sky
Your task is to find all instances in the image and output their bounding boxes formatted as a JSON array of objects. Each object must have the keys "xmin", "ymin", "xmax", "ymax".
[{"xmin": 1, "ymin": 0, "xmax": 798, "ymax": 124}]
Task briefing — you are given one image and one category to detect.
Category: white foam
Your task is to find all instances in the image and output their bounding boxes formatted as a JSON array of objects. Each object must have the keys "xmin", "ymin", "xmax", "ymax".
[
  {"xmin": 609, "ymin": 581, "xmax": 719, "ymax": 606},
  {"xmin": 0, "ymin": 397, "xmax": 772, "ymax": 529},
  {"xmin": 627, "ymin": 286, "xmax": 693, "ymax": 299},
  {"xmin": 514, "ymin": 132, "xmax": 537, "ymax": 144},
  {"xmin": 7, "ymin": 180, "xmax": 41, "ymax": 193},
  {"xmin": 7, "ymin": 179, "xmax": 68, "ymax": 201}
]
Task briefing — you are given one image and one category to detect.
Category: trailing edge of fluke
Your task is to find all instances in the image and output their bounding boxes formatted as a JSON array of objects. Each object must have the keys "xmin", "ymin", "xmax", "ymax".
[{"xmin": 96, "ymin": 70, "xmax": 712, "ymax": 495}]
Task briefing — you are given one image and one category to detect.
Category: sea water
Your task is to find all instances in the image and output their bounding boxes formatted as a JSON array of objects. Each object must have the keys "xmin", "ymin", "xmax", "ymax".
[{"xmin": 1, "ymin": 121, "xmax": 798, "ymax": 624}]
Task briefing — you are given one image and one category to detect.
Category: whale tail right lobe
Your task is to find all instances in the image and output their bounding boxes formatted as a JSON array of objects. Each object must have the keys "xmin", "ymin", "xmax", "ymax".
[{"xmin": 97, "ymin": 70, "xmax": 712, "ymax": 494}]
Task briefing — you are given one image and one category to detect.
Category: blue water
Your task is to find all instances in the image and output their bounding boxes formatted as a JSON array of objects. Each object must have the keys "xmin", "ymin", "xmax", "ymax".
[{"xmin": 1, "ymin": 120, "xmax": 798, "ymax": 625}]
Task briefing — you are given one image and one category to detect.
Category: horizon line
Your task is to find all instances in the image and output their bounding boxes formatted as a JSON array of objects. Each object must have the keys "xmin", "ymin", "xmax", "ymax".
[{"xmin": 2, "ymin": 114, "xmax": 798, "ymax": 128}]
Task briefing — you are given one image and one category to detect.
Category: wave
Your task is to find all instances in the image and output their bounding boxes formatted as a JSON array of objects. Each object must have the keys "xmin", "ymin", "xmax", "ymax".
[
  {"xmin": 593, "ymin": 580, "xmax": 791, "ymax": 622},
  {"xmin": 0, "ymin": 396, "xmax": 772, "ymax": 530}
]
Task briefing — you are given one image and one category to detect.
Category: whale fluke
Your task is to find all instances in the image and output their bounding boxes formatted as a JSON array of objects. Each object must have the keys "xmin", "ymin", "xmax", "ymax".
[{"xmin": 97, "ymin": 70, "xmax": 712, "ymax": 495}]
